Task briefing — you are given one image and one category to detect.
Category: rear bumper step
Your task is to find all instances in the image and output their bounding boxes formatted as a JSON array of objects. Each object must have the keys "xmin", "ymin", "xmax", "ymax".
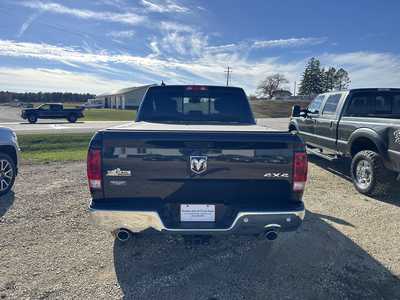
[{"xmin": 89, "ymin": 205, "xmax": 305, "ymax": 235}]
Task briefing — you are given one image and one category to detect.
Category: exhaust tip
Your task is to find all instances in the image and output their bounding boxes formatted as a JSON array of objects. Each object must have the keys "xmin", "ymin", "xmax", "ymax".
[
  {"xmin": 264, "ymin": 230, "xmax": 278, "ymax": 241},
  {"xmin": 116, "ymin": 229, "xmax": 131, "ymax": 242}
]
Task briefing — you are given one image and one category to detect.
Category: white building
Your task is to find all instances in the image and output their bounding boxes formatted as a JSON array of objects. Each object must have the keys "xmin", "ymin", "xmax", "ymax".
[{"xmin": 91, "ymin": 84, "xmax": 156, "ymax": 109}]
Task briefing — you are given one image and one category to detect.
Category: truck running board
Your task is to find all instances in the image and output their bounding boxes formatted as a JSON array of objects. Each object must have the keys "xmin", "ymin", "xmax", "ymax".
[{"xmin": 306, "ymin": 147, "xmax": 338, "ymax": 161}]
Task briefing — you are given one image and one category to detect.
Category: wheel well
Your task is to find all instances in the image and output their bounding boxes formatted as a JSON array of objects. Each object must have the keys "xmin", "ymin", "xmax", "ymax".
[
  {"xmin": 289, "ymin": 124, "xmax": 297, "ymax": 132},
  {"xmin": 350, "ymin": 137, "xmax": 378, "ymax": 157},
  {"xmin": 0, "ymin": 145, "xmax": 17, "ymax": 164}
]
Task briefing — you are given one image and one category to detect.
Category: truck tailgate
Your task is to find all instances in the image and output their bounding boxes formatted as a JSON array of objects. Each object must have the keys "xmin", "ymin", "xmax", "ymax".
[{"xmin": 100, "ymin": 130, "xmax": 303, "ymax": 207}]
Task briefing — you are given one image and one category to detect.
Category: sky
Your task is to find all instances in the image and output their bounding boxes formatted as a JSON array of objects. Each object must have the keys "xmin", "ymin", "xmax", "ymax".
[{"xmin": 0, "ymin": 0, "xmax": 400, "ymax": 95}]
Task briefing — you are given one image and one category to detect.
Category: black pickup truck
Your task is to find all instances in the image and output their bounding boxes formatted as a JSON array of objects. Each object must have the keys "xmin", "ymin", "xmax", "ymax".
[
  {"xmin": 21, "ymin": 103, "xmax": 84, "ymax": 123},
  {"xmin": 289, "ymin": 88, "xmax": 400, "ymax": 196},
  {"xmin": 88, "ymin": 85, "xmax": 308, "ymax": 242}
]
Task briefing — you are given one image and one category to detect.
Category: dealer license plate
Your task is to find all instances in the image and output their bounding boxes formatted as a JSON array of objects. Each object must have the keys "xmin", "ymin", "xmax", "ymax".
[{"xmin": 180, "ymin": 204, "xmax": 215, "ymax": 222}]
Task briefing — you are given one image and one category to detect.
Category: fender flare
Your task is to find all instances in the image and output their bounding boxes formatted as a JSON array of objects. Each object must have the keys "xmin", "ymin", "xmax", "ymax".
[{"xmin": 348, "ymin": 128, "xmax": 387, "ymax": 157}]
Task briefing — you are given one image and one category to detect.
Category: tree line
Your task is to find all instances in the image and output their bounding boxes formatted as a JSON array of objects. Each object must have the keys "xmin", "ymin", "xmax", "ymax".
[
  {"xmin": 256, "ymin": 57, "xmax": 351, "ymax": 99},
  {"xmin": 0, "ymin": 91, "xmax": 95, "ymax": 103}
]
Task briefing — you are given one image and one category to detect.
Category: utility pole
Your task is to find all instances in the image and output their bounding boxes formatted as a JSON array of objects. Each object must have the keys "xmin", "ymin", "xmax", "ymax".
[
  {"xmin": 293, "ymin": 81, "xmax": 297, "ymax": 96},
  {"xmin": 225, "ymin": 66, "xmax": 232, "ymax": 86}
]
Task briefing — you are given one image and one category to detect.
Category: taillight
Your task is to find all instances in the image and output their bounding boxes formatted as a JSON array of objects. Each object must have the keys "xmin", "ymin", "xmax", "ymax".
[
  {"xmin": 293, "ymin": 152, "xmax": 308, "ymax": 192},
  {"xmin": 87, "ymin": 149, "xmax": 101, "ymax": 189}
]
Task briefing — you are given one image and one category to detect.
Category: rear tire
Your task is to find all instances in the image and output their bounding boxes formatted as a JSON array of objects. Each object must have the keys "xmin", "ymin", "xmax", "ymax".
[
  {"xmin": 28, "ymin": 115, "xmax": 37, "ymax": 124},
  {"xmin": 0, "ymin": 153, "xmax": 16, "ymax": 197},
  {"xmin": 350, "ymin": 150, "xmax": 395, "ymax": 196},
  {"xmin": 68, "ymin": 115, "xmax": 77, "ymax": 123}
]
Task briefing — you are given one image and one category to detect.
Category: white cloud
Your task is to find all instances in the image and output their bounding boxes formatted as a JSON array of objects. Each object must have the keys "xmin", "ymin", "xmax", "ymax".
[
  {"xmin": 253, "ymin": 37, "xmax": 326, "ymax": 49},
  {"xmin": 20, "ymin": 1, "xmax": 145, "ymax": 25},
  {"xmin": 141, "ymin": 0, "xmax": 188, "ymax": 13},
  {"xmin": 18, "ymin": 11, "xmax": 42, "ymax": 38},
  {"xmin": 0, "ymin": 67, "xmax": 140, "ymax": 93},
  {"xmin": 106, "ymin": 30, "xmax": 135, "ymax": 39},
  {"xmin": 1, "ymin": 40, "xmax": 400, "ymax": 94},
  {"xmin": 154, "ymin": 21, "xmax": 206, "ymax": 57},
  {"xmin": 205, "ymin": 44, "xmax": 239, "ymax": 53},
  {"xmin": 160, "ymin": 21, "xmax": 194, "ymax": 33},
  {"xmin": 321, "ymin": 52, "xmax": 400, "ymax": 88}
]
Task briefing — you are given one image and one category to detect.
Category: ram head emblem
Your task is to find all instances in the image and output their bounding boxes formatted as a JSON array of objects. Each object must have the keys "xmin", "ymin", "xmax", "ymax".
[{"xmin": 190, "ymin": 156, "xmax": 208, "ymax": 174}]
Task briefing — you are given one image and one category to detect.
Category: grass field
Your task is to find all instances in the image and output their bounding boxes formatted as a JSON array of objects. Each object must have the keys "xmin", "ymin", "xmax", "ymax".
[
  {"xmin": 250, "ymin": 100, "xmax": 311, "ymax": 118},
  {"xmin": 82, "ymin": 109, "xmax": 136, "ymax": 121},
  {"xmin": 19, "ymin": 133, "xmax": 92, "ymax": 162}
]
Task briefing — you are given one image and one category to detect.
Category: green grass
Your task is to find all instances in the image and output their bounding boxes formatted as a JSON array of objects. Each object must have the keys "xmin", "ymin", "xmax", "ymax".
[
  {"xmin": 19, "ymin": 133, "xmax": 93, "ymax": 162},
  {"xmin": 82, "ymin": 109, "xmax": 136, "ymax": 121},
  {"xmin": 250, "ymin": 100, "xmax": 311, "ymax": 118}
]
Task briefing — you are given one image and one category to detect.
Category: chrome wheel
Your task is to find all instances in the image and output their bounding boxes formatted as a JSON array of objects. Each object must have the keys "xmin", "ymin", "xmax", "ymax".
[
  {"xmin": 355, "ymin": 159, "xmax": 372, "ymax": 189},
  {"xmin": 0, "ymin": 159, "xmax": 13, "ymax": 193}
]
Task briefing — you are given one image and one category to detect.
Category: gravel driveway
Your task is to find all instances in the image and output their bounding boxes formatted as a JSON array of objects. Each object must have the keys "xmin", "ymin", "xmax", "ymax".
[{"xmin": 1, "ymin": 159, "xmax": 399, "ymax": 299}]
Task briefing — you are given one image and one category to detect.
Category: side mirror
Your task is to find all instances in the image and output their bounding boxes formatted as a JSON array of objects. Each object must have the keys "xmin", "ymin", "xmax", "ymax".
[{"xmin": 291, "ymin": 105, "xmax": 301, "ymax": 117}]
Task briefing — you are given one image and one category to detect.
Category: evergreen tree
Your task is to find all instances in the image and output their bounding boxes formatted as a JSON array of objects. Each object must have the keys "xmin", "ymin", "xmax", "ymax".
[
  {"xmin": 334, "ymin": 68, "xmax": 351, "ymax": 90},
  {"xmin": 322, "ymin": 67, "xmax": 337, "ymax": 92},
  {"xmin": 299, "ymin": 57, "xmax": 324, "ymax": 96}
]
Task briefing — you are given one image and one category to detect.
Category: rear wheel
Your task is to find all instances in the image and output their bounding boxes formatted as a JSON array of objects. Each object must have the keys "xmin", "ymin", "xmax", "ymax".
[
  {"xmin": 0, "ymin": 153, "xmax": 16, "ymax": 196},
  {"xmin": 350, "ymin": 150, "xmax": 395, "ymax": 196},
  {"xmin": 28, "ymin": 115, "xmax": 37, "ymax": 124},
  {"xmin": 68, "ymin": 114, "xmax": 77, "ymax": 123}
]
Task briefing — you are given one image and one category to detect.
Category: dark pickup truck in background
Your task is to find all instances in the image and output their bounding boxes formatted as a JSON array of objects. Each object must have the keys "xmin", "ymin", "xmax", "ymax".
[
  {"xmin": 289, "ymin": 88, "xmax": 400, "ymax": 196},
  {"xmin": 88, "ymin": 85, "xmax": 308, "ymax": 243},
  {"xmin": 21, "ymin": 103, "xmax": 85, "ymax": 123}
]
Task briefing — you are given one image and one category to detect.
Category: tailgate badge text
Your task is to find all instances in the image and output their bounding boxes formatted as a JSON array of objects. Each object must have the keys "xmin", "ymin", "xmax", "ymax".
[
  {"xmin": 264, "ymin": 172, "xmax": 289, "ymax": 178},
  {"xmin": 106, "ymin": 168, "xmax": 132, "ymax": 177}
]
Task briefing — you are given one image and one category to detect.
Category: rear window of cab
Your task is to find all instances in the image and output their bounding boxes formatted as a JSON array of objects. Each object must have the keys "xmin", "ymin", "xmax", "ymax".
[{"xmin": 345, "ymin": 91, "xmax": 400, "ymax": 116}]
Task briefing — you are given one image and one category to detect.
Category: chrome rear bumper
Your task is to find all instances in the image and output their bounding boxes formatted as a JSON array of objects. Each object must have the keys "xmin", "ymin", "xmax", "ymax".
[{"xmin": 89, "ymin": 206, "xmax": 305, "ymax": 235}]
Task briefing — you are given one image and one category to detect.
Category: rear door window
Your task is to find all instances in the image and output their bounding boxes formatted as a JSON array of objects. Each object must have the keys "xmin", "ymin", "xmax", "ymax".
[
  {"xmin": 50, "ymin": 105, "xmax": 62, "ymax": 111},
  {"xmin": 393, "ymin": 95, "xmax": 400, "ymax": 113},
  {"xmin": 322, "ymin": 94, "xmax": 342, "ymax": 115}
]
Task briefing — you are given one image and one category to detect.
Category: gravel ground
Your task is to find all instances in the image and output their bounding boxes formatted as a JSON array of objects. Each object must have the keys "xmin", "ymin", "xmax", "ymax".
[{"xmin": 1, "ymin": 159, "xmax": 400, "ymax": 299}]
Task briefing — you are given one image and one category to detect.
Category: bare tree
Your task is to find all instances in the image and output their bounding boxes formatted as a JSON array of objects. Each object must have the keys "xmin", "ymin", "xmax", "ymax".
[{"xmin": 257, "ymin": 74, "xmax": 289, "ymax": 99}]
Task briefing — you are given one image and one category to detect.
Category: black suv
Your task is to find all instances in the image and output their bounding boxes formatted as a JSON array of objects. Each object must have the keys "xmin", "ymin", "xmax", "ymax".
[{"xmin": 289, "ymin": 88, "xmax": 400, "ymax": 196}]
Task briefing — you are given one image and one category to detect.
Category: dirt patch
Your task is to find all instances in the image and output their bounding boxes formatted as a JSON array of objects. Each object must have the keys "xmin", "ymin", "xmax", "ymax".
[{"xmin": 0, "ymin": 161, "xmax": 399, "ymax": 299}]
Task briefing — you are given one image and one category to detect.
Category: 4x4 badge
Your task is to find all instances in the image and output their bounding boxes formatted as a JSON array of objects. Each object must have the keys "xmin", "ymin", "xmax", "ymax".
[{"xmin": 264, "ymin": 172, "xmax": 289, "ymax": 178}]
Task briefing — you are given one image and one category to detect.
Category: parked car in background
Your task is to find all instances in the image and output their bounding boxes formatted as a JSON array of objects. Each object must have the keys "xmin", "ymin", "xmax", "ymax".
[
  {"xmin": 88, "ymin": 85, "xmax": 308, "ymax": 243},
  {"xmin": 289, "ymin": 88, "xmax": 400, "ymax": 196},
  {"xmin": 21, "ymin": 103, "xmax": 85, "ymax": 123},
  {"xmin": 0, "ymin": 127, "xmax": 19, "ymax": 196}
]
